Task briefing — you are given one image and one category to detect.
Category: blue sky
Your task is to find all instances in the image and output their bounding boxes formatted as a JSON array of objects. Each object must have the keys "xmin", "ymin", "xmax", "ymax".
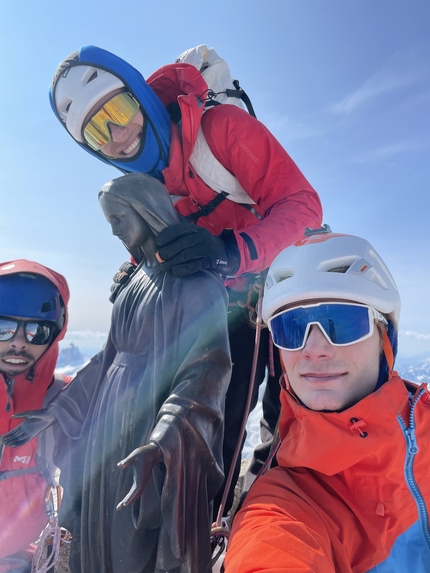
[{"xmin": 1, "ymin": 0, "xmax": 429, "ymax": 356}]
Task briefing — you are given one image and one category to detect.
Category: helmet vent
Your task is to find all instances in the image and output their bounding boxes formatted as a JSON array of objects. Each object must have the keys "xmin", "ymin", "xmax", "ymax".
[
  {"xmin": 265, "ymin": 271, "xmax": 293, "ymax": 289},
  {"xmin": 87, "ymin": 71, "xmax": 98, "ymax": 84},
  {"xmin": 41, "ymin": 299, "xmax": 57, "ymax": 313},
  {"xmin": 318, "ymin": 256, "xmax": 357, "ymax": 274}
]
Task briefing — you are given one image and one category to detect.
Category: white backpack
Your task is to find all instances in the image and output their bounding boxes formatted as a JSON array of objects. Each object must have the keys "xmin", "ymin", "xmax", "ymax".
[
  {"xmin": 176, "ymin": 45, "xmax": 252, "ymax": 112},
  {"xmin": 176, "ymin": 45, "xmax": 259, "ymax": 209}
]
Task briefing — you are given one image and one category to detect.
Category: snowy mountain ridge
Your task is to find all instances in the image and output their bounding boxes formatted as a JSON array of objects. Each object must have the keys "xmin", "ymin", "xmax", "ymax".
[
  {"xmin": 56, "ymin": 345, "xmax": 430, "ymax": 459},
  {"xmin": 57, "ymin": 344, "xmax": 430, "ymax": 384}
]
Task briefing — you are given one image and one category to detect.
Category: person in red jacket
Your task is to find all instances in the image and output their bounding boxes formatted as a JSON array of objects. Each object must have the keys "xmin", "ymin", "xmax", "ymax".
[
  {"xmin": 0, "ymin": 260, "xmax": 69, "ymax": 573},
  {"xmin": 49, "ymin": 45, "xmax": 323, "ymax": 512},
  {"xmin": 224, "ymin": 230, "xmax": 430, "ymax": 573}
]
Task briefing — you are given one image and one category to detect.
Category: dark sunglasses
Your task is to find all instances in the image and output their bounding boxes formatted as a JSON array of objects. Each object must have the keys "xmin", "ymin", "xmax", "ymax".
[
  {"xmin": 268, "ymin": 302, "xmax": 387, "ymax": 351},
  {"xmin": 0, "ymin": 316, "xmax": 56, "ymax": 345}
]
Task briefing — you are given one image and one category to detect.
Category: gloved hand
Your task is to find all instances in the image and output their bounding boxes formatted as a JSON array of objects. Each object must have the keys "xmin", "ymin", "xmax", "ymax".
[
  {"xmin": 155, "ymin": 223, "xmax": 240, "ymax": 278},
  {"xmin": 109, "ymin": 262, "xmax": 137, "ymax": 303}
]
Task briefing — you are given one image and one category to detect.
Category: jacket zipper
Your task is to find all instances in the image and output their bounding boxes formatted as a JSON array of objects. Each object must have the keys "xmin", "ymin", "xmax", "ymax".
[
  {"xmin": 5, "ymin": 377, "xmax": 14, "ymax": 412},
  {"xmin": 398, "ymin": 387, "xmax": 430, "ymax": 547}
]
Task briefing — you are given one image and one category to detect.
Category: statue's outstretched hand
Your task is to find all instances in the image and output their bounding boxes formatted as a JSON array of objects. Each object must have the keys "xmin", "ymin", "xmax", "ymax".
[
  {"xmin": 116, "ymin": 442, "xmax": 163, "ymax": 510},
  {"xmin": 1, "ymin": 409, "xmax": 56, "ymax": 447}
]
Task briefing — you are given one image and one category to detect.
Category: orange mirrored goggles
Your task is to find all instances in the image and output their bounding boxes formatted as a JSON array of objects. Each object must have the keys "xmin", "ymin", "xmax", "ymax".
[{"xmin": 83, "ymin": 92, "xmax": 140, "ymax": 151}]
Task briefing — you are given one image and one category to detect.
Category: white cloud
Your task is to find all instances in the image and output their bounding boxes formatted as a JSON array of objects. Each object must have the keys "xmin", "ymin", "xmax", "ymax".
[
  {"xmin": 63, "ymin": 330, "xmax": 108, "ymax": 341},
  {"xmin": 328, "ymin": 42, "xmax": 430, "ymax": 116},
  {"xmin": 400, "ymin": 330, "xmax": 430, "ymax": 341},
  {"xmin": 398, "ymin": 330, "xmax": 430, "ymax": 358},
  {"xmin": 257, "ymin": 111, "xmax": 327, "ymax": 144},
  {"xmin": 350, "ymin": 139, "xmax": 427, "ymax": 164},
  {"xmin": 329, "ymin": 68, "xmax": 425, "ymax": 116}
]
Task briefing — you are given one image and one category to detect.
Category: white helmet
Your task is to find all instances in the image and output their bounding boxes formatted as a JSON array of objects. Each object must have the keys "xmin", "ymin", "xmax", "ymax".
[
  {"xmin": 263, "ymin": 230, "xmax": 401, "ymax": 324},
  {"xmin": 53, "ymin": 63, "xmax": 124, "ymax": 143}
]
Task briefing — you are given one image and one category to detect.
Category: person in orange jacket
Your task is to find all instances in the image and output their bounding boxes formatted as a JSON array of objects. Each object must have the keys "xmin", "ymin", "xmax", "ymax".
[
  {"xmin": 0, "ymin": 260, "xmax": 69, "ymax": 573},
  {"xmin": 224, "ymin": 230, "xmax": 430, "ymax": 573}
]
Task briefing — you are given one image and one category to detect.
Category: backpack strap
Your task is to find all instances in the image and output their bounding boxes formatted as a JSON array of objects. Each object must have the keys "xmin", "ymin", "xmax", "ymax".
[
  {"xmin": 36, "ymin": 373, "xmax": 68, "ymax": 487},
  {"xmin": 189, "ymin": 126, "xmax": 256, "ymax": 205},
  {"xmin": 185, "ymin": 191, "xmax": 230, "ymax": 223},
  {"xmin": 187, "ymin": 127, "xmax": 264, "ymax": 222},
  {"xmin": 205, "ymin": 82, "xmax": 256, "ymax": 119},
  {"xmin": 225, "ymin": 80, "xmax": 257, "ymax": 118},
  {"xmin": 0, "ymin": 455, "xmax": 55, "ymax": 484},
  {"xmin": 0, "ymin": 466, "xmax": 40, "ymax": 481}
]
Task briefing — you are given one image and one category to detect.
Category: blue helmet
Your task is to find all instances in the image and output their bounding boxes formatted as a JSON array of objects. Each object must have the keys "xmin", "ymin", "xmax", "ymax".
[{"xmin": 0, "ymin": 273, "xmax": 64, "ymax": 327}]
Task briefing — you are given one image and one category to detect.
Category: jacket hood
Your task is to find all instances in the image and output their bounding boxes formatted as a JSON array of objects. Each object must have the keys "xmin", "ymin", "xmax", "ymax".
[
  {"xmin": 0, "ymin": 260, "xmax": 69, "ymax": 415},
  {"xmin": 146, "ymin": 62, "xmax": 208, "ymax": 166},
  {"xmin": 277, "ymin": 375, "xmax": 421, "ymax": 475},
  {"xmin": 49, "ymin": 45, "xmax": 172, "ymax": 180},
  {"xmin": 146, "ymin": 62, "xmax": 209, "ymax": 108}
]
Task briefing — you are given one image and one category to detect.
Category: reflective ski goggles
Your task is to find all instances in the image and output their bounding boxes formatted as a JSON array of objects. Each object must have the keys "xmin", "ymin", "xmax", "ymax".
[
  {"xmin": 0, "ymin": 317, "xmax": 56, "ymax": 345},
  {"xmin": 83, "ymin": 92, "xmax": 140, "ymax": 151},
  {"xmin": 268, "ymin": 302, "xmax": 387, "ymax": 351}
]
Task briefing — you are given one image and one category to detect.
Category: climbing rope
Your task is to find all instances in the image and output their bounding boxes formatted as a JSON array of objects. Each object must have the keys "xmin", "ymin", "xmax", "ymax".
[
  {"xmin": 31, "ymin": 486, "xmax": 71, "ymax": 573},
  {"xmin": 211, "ymin": 282, "xmax": 264, "ymax": 567}
]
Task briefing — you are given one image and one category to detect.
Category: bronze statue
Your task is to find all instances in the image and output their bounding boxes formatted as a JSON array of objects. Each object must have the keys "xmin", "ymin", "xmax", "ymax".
[{"xmin": 2, "ymin": 173, "xmax": 231, "ymax": 573}]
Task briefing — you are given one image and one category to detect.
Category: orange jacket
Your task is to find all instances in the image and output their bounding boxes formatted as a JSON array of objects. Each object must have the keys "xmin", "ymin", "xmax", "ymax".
[
  {"xmin": 225, "ymin": 375, "xmax": 430, "ymax": 573},
  {"xmin": 0, "ymin": 260, "xmax": 69, "ymax": 563}
]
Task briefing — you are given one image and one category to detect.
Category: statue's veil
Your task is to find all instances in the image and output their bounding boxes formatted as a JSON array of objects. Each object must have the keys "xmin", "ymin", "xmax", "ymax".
[
  {"xmin": 98, "ymin": 173, "xmax": 180, "ymax": 262},
  {"xmin": 99, "ymin": 173, "xmax": 180, "ymax": 234}
]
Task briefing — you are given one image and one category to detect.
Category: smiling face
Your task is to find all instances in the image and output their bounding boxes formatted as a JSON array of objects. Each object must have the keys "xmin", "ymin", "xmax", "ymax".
[
  {"xmin": 83, "ymin": 88, "xmax": 145, "ymax": 159},
  {"xmin": 281, "ymin": 323, "xmax": 381, "ymax": 411},
  {"xmin": 0, "ymin": 317, "xmax": 50, "ymax": 377},
  {"xmin": 100, "ymin": 193, "xmax": 153, "ymax": 250}
]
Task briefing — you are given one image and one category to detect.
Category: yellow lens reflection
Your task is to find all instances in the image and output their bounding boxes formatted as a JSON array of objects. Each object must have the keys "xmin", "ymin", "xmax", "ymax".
[{"xmin": 83, "ymin": 92, "xmax": 140, "ymax": 150}]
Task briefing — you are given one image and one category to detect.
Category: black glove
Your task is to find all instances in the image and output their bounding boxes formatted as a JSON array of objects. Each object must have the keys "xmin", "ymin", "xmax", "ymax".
[
  {"xmin": 109, "ymin": 262, "xmax": 137, "ymax": 303},
  {"xmin": 156, "ymin": 223, "xmax": 240, "ymax": 278}
]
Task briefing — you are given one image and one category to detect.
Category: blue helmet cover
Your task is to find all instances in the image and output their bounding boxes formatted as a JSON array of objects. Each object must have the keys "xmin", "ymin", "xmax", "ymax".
[
  {"xmin": 49, "ymin": 45, "xmax": 172, "ymax": 181},
  {"xmin": 0, "ymin": 273, "xmax": 63, "ymax": 323}
]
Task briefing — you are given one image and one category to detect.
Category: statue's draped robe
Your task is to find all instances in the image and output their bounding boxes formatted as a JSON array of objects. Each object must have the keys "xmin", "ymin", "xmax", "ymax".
[{"xmin": 50, "ymin": 263, "xmax": 231, "ymax": 573}]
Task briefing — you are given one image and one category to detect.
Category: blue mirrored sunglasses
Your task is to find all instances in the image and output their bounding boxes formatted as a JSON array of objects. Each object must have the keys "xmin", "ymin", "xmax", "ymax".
[
  {"xmin": 268, "ymin": 302, "xmax": 387, "ymax": 351},
  {"xmin": 0, "ymin": 317, "xmax": 55, "ymax": 346}
]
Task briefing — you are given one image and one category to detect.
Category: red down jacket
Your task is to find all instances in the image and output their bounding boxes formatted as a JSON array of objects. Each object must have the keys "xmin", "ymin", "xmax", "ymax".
[
  {"xmin": 147, "ymin": 64, "xmax": 323, "ymax": 279},
  {"xmin": 0, "ymin": 260, "xmax": 69, "ymax": 565}
]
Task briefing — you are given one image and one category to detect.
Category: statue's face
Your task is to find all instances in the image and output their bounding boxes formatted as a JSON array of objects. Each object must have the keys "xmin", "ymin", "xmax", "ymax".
[{"xmin": 100, "ymin": 194, "xmax": 152, "ymax": 249}]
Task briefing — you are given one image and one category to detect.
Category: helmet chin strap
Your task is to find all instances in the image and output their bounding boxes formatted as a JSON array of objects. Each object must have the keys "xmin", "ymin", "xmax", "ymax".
[{"xmin": 382, "ymin": 329, "xmax": 396, "ymax": 380}]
